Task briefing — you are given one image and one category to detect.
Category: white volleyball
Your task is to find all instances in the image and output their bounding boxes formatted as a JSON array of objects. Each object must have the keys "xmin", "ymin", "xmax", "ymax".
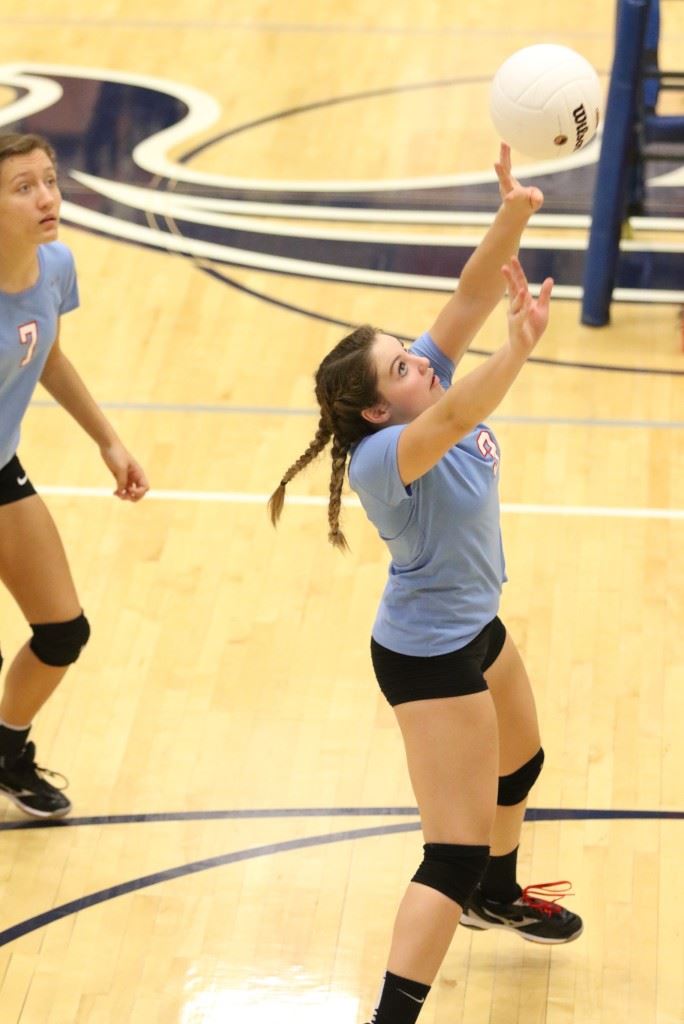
[{"xmin": 490, "ymin": 44, "xmax": 602, "ymax": 160}]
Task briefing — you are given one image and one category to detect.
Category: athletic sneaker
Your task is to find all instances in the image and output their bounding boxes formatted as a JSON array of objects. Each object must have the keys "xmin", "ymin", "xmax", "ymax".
[
  {"xmin": 0, "ymin": 741, "xmax": 71, "ymax": 818},
  {"xmin": 460, "ymin": 881, "xmax": 583, "ymax": 944}
]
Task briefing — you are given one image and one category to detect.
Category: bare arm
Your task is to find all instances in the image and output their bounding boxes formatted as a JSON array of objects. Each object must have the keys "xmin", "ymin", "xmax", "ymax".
[
  {"xmin": 40, "ymin": 325, "xmax": 149, "ymax": 501},
  {"xmin": 397, "ymin": 257, "xmax": 553, "ymax": 486},
  {"xmin": 428, "ymin": 145, "xmax": 544, "ymax": 364}
]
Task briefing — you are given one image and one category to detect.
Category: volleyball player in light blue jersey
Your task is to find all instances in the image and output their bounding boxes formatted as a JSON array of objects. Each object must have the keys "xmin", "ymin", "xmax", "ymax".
[
  {"xmin": 0, "ymin": 133, "xmax": 149, "ymax": 819},
  {"xmin": 350, "ymin": 332, "xmax": 506, "ymax": 661},
  {"xmin": 270, "ymin": 146, "xmax": 582, "ymax": 1024}
]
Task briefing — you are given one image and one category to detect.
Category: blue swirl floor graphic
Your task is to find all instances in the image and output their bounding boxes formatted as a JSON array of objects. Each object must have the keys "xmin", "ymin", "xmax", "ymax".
[{"xmin": 0, "ymin": 806, "xmax": 681, "ymax": 948}]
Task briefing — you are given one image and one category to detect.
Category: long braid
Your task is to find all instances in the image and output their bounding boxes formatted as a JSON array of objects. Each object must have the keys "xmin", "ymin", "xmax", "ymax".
[
  {"xmin": 327, "ymin": 437, "xmax": 350, "ymax": 551},
  {"xmin": 268, "ymin": 416, "xmax": 332, "ymax": 526},
  {"xmin": 268, "ymin": 323, "xmax": 379, "ymax": 550}
]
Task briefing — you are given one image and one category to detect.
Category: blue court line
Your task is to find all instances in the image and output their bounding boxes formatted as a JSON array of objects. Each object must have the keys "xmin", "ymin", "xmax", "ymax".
[
  {"xmin": 178, "ymin": 74, "xmax": 492, "ymax": 155},
  {"xmin": 0, "ymin": 807, "xmax": 680, "ymax": 947},
  {"xmin": 26, "ymin": 399, "xmax": 684, "ymax": 429},
  {"xmin": 0, "ymin": 822, "xmax": 420, "ymax": 947},
  {"xmin": 0, "ymin": 806, "xmax": 419, "ymax": 830},
  {"xmin": 162, "ymin": 143, "xmax": 684, "ymax": 364},
  {"xmin": 192, "ymin": 263, "xmax": 684, "ymax": 378},
  {"xmin": 0, "ymin": 806, "xmax": 682, "ymax": 832}
]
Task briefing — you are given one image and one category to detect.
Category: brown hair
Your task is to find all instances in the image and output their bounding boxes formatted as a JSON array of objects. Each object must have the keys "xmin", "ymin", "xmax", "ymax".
[
  {"xmin": 268, "ymin": 324, "xmax": 380, "ymax": 551},
  {"xmin": 0, "ymin": 133, "xmax": 57, "ymax": 173}
]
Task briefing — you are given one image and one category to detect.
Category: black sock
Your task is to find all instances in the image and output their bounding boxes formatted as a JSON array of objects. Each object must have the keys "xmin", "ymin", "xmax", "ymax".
[
  {"xmin": 480, "ymin": 846, "xmax": 522, "ymax": 903},
  {"xmin": 0, "ymin": 723, "xmax": 31, "ymax": 765},
  {"xmin": 371, "ymin": 970, "xmax": 430, "ymax": 1024}
]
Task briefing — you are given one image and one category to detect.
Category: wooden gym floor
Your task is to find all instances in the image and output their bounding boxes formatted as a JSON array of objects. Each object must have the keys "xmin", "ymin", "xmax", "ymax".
[{"xmin": 0, "ymin": 3, "xmax": 682, "ymax": 1022}]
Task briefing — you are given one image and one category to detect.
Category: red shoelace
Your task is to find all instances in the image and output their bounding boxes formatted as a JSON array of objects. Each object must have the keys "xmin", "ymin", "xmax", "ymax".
[{"xmin": 521, "ymin": 881, "xmax": 575, "ymax": 917}]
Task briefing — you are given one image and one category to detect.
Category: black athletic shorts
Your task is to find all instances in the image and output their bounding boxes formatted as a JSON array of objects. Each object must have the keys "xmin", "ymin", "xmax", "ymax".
[
  {"xmin": 370, "ymin": 615, "xmax": 507, "ymax": 707},
  {"xmin": 0, "ymin": 455, "xmax": 37, "ymax": 506}
]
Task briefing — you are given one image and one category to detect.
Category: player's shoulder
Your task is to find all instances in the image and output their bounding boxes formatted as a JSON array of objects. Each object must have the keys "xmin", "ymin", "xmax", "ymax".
[
  {"xmin": 39, "ymin": 240, "xmax": 75, "ymax": 271},
  {"xmin": 349, "ymin": 424, "xmax": 405, "ymax": 487}
]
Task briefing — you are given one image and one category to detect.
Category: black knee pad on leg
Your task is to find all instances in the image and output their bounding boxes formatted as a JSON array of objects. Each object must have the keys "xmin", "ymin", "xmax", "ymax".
[
  {"xmin": 412, "ymin": 843, "xmax": 490, "ymax": 908},
  {"xmin": 497, "ymin": 748, "xmax": 545, "ymax": 806},
  {"xmin": 29, "ymin": 612, "xmax": 91, "ymax": 667}
]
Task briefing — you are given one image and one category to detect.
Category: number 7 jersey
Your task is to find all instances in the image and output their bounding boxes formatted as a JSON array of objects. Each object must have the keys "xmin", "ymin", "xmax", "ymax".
[{"xmin": 0, "ymin": 241, "xmax": 79, "ymax": 469}]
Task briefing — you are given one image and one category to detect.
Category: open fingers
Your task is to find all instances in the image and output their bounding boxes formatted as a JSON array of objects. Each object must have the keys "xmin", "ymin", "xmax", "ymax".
[
  {"xmin": 502, "ymin": 255, "xmax": 528, "ymax": 296},
  {"xmin": 494, "ymin": 163, "xmax": 511, "ymax": 194},
  {"xmin": 503, "ymin": 259, "xmax": 553, "ymax": 328},
  {"xmin": 509, "ymin": 254, "xmax": 529, "ymax": 290},
  {"xmin": 502, "ymin": 278, "xmax": 528, "ymax": 316},
  {"xmin": 513, "ymin": 287, "xmax": 533, "ymax": 317},
  {"xmin": 501, "ymin": 263, "xmax": 518, "ymax": 299},
  {"xmin": 536, "ymin": 276, "xmax": 555, "ymax": 309},
  {"xmin": 495, "ymin": 143, "xmax": 513, "ymax": 194}
]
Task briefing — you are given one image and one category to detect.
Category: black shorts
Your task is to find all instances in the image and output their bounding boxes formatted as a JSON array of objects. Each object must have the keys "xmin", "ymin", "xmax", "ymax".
[
  {"xmin": 0, "ymin": 455, "xmax": 37, "ymax": 506},
  {"xmin": 370, "ymin": 616, "xmax": 507, "ymax": 707}
]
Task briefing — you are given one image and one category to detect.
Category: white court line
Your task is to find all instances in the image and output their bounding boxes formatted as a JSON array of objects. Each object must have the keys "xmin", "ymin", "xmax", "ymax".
[{"xmin": 39, "ymin": 486, "xmax": 684, "ymax": 520}]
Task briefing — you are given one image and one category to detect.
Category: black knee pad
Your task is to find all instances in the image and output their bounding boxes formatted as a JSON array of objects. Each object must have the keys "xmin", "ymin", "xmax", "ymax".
[
  {"xmin": 497, "ymin": 747, "xmax": 545, "ymax": 806},
  {"xmin": 412, "ymin": 842, "xmax": 490, "ymax": 908},
  {"xmin": 29, "ymin": 612, "xmax": 91, "ymax": 667}
]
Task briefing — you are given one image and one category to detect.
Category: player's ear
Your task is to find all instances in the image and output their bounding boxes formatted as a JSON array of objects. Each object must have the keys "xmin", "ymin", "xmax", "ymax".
[{"xmin": 361, "ymin": 402, "xmax": 391, "ymax": 425}]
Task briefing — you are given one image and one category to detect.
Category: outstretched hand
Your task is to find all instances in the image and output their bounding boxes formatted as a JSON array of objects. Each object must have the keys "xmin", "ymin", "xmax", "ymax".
[
  {"xmin": 502, "ymin": 256, "xmax": 554, "ymax": 356},
  {"xmin": 495, "ymin": 143, "xmax": 544, "ymax": 216}
]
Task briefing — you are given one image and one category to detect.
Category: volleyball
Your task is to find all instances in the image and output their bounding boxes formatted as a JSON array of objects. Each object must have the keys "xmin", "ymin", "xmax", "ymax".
[{"xmin": 490, "ymin": 44, "xmax": 602, "ymax": 160}]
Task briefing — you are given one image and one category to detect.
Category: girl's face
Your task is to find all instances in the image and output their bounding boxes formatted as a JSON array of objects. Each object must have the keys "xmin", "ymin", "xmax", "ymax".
[
  {"xmin": 364, "ymin": 332, "xmax": 444, "ymax": 426},
  {"xmin": 0, "ymin": 148, "xmax": 61, "ymax": 248}
]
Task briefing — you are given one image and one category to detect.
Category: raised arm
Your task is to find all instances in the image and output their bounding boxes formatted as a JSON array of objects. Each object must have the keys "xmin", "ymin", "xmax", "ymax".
[
  {"xmin": 428, "ymin": 144, "xmax": 544, "ymax": 364},
  {"xmin": 397, "ymin": 257, "xmax": 553, "ymax": 486},
  {"xmin": 40, "ymin": 324, "xmax": 149, "ymax": 501}
]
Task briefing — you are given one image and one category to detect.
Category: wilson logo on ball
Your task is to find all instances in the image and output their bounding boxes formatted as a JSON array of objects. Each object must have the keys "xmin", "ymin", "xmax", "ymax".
[{"xmin": 572, "ymin": 104, "xmax": 589, "ymax": 150}]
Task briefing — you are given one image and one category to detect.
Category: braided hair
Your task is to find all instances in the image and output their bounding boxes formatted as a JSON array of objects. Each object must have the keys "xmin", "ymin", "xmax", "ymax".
[{"xmin": 268, "ymin": 325, "xmax": 380, "ymax": 551}]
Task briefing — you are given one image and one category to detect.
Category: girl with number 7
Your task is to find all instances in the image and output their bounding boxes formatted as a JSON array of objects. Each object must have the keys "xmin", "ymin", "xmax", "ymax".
[{"xmin": 0, "ymin": 133, "xmax": 149, "ymax": 820}]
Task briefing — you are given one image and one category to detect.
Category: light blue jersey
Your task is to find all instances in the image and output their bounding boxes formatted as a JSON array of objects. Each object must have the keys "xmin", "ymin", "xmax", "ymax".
[
  {"xmin": 0, "ymin": 242, "xmax": 79, "ymax": 469},
  {"xmin": 348, "ymin": 332, "xmax": 506, "ymax": 656}
]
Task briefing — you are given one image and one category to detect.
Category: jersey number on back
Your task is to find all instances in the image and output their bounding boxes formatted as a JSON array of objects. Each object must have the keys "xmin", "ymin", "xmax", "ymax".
[{"xmin": 18, "ymin": 321, "xmax": 39, "ymax": 367}]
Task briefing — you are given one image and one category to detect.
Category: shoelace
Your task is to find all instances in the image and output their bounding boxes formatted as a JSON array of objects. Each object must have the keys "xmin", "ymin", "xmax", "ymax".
[
  {"xmin": 17, "ymin": 745, "xmax": 69, "ymax": 791},
  {"xmin": 521, "ymin": 880, "xmax": 574, "ymax": 918},
  {"xmin": 33, "ymin": 764, "xmax": 69, "ymax": 791}
]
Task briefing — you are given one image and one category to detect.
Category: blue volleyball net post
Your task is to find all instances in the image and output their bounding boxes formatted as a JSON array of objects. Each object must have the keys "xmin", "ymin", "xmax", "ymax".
[{"xmin": 581, "ymin": 0, "xmax": 684, "ymax": 326}]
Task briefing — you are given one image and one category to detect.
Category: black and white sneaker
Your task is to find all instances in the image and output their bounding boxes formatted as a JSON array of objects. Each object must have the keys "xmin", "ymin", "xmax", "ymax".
[
  {"xmin": 460, "ymin": 881, "xmax": 583, "ymax": 944},
  {"xmin": 0, "ymin": 741, "xmax": 71, "ymax": 818}
]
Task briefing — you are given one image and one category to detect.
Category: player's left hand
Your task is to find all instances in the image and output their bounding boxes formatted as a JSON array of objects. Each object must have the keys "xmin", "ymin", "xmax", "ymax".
[
  {"xmin": 502, "ymin": 255, "xmax": 553, "ymax": 357},
  {"xmin": 495, "ymin": 142, "xmax": 544, "ymax": 215},
  {"xmin": 100, "ymin": 441, "xmax": 150, "ymax": 502}
]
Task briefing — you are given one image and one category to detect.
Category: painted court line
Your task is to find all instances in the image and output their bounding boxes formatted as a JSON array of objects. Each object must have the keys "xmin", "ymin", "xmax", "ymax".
[
  {"xmin": 1, "ymin": 806, "xmax": 681, "ymax": 833},
  {"xmin": 0, "ymin": 808, "xmax": 680, "ymax": 947},
  {"xmin": 29, "ymin": 400, "xmax": 684, "ymax": 428},
  {"xmin": 39, "ymin": 485, "xmax": 684, "ymax": 520}
]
